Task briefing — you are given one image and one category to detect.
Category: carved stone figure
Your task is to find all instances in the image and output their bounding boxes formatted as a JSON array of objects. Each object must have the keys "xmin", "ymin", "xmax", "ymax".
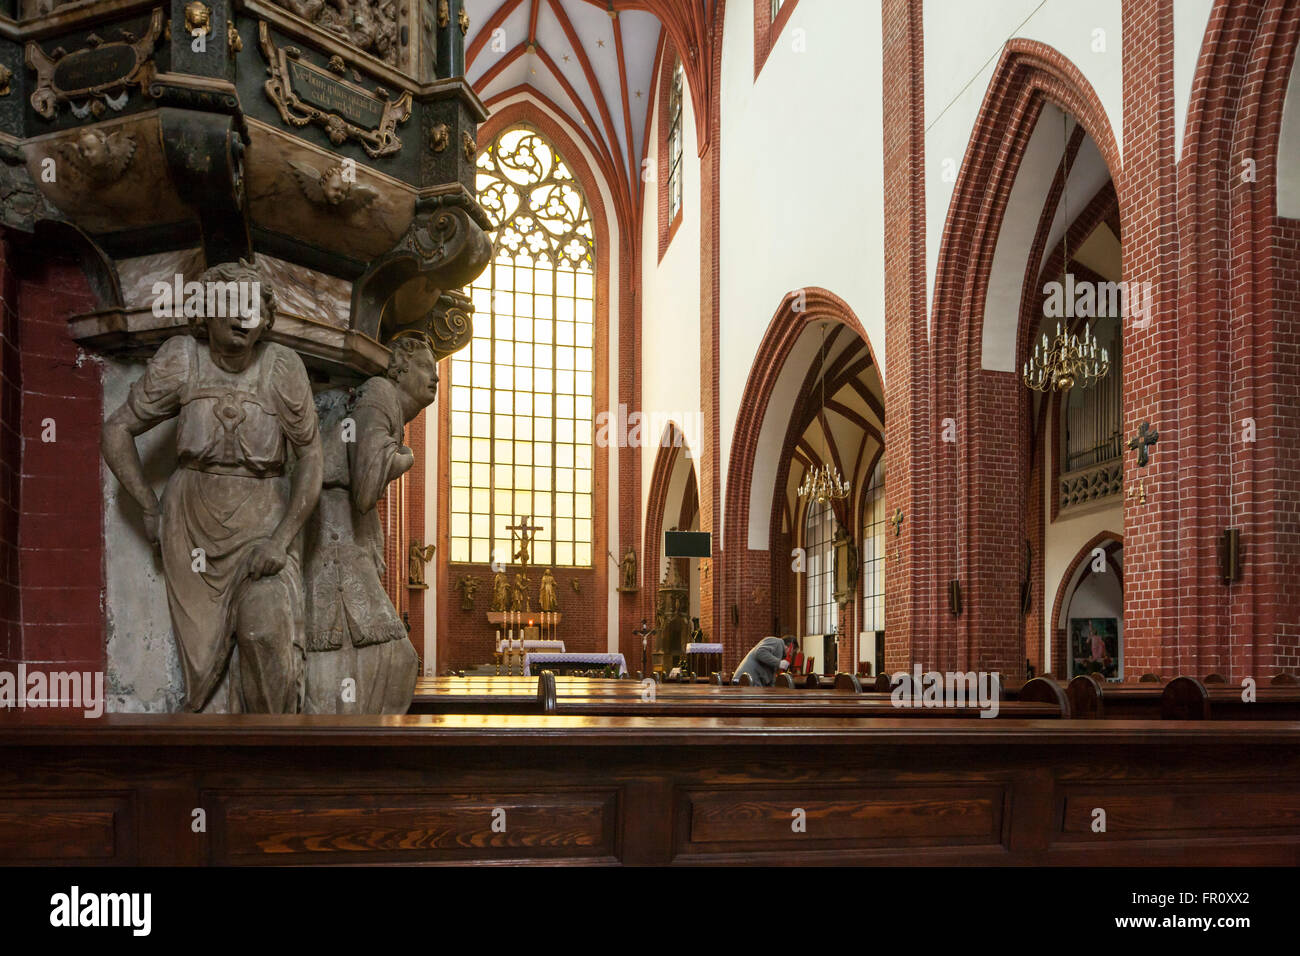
[
  {"xmin": 272, "ymin": 0, "xmax": 399, "ymax": 66},
  {"xmin": 408, "ymin": 541, "xmax": 434, "ymax": 586},
  {"xmin": 620, "ymin": 545, "xmax": 637, "ymax": 591},
  {"xmin": 511, "ymin": 570, "xmax": 531, "ymax": 613},
  {"xmin": 301, "ymin": 334, "xmax": 437, "ymax": 714},
  {"xmin": 455, "ymin": 574, "xmax": 477, "ymax": 611},
  {"xmin": 539, "ymin": 567, "xmax": 558, "ymax": 612},
  {"xmin": 490, "ymin": 569, "xmax": 508, "ymax": 612},
  {"xmin": 101, "ymin": 261, "xmax": 323, "ymax": 713}
]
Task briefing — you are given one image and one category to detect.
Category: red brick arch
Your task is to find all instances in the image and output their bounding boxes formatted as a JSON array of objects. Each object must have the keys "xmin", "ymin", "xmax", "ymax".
[
  {"xmin": 925, "ymin": 39, "xmax": 1122, "ymax": 680},
  {"xmin": 721, "ymin": 287, "xmax": 876, "ymax": 666}
]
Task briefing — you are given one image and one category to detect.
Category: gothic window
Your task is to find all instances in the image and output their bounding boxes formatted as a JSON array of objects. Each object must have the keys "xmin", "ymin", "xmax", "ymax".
[
  {"xmin": 802, "ymin": 497, "xmax": 836, "ymax": 636},
  {"xmin": 860, "ymin": 460, "xmax": 885, "ymax": 634},
  {"xmin": 770, "ymin": 0, "xmax": 784, "ymax": 21},
  {"xmin": 451, "ymin": 127, "xmax": 596, "ymax": 568},
  {"xmin": 668, "ymin": 59, "xmax": 685, "ymax": 222}
]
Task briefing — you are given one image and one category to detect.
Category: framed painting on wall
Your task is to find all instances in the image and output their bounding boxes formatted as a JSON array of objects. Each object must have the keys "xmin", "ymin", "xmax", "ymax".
[{"xmin": 1069, "ymin": 617, "xmax": 1120, "ymax": 680}]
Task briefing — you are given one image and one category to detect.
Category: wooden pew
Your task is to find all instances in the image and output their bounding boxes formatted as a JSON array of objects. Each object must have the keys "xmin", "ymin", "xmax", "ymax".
[
  {"xmin": 6, "ymin": 712, "xmax": 1300, "ymax": 866},
  {"xmin": 1066, "ymin": 674, "xmax": 1300, "ymax": 720},
  {"xmin": 409, "ymin": 674, "xmax": 1065, "ymax": 719}
]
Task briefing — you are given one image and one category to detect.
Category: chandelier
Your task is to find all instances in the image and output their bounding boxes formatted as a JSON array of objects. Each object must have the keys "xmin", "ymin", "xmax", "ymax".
[
  {"xmin": 1022, "ymin": 111, "xmax": 1111, "ymax": 394},
  {"xmin": 798, "ymin": 323, "xmax": 851, "ymax": 504},
  {"xmin": 1023, "ymin": 319, "xmax": 1110, "ymax": 392}
]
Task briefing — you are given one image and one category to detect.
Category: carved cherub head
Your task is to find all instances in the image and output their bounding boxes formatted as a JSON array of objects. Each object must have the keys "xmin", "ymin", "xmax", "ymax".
[
  {"xmin": 184, "ymin": 0, "xmax": 211, "ymax": 35},
  {"xmin": 56, "ymin": 129, "xmax": 136, "ymax": 186},
  {"xmin": 288, "ymin": 159, "xmax": 378, "ymax": 214}
]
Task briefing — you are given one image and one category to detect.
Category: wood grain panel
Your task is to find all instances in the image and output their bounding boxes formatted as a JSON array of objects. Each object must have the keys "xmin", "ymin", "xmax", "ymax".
[
  {"xmin": 1058, "ymin": 785, "xmax": 1300, "ymax": 839},
  {"xmin": 683, "ymin": 785, "xmax": 1005, "ymax": 850},
  {"xmin": 0, "ymin": 794, "xmax": 131, "ymax": 863},
  {"xmin": 209, "ymin": 789, "xmax": 619, "ymax": 864}
]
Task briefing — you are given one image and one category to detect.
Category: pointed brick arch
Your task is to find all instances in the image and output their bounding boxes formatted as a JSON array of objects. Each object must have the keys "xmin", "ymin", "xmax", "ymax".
[
  {"xmin": 923, "ymin": 39, "xmax": 1122, "ymax": 681},
  {"xmin": 721, "ymin": 287, "xmax": 877, "ymax": 666}
]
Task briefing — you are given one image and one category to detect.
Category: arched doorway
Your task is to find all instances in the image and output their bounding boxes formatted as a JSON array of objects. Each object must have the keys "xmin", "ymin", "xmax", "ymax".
[{"xmin": 1052, "ymin": 532, "xmax": 1123, "ymax": 680}]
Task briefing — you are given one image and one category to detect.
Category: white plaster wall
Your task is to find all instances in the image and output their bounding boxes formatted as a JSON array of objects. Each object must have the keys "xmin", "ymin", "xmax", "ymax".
[
  {"xmin": 983, "ymin": 108, "xmax": 1112, "ymax": 371},
  {"xmin": 1278, "ymin": 42, "xmax": 1300, "ymax": 218},
  {"xmin": 1174, "ymin": 0, "xmax": 1215, "ymax": 160},
  {"xmin": 101, "ymin": 356, "xmax": 184, "ymax": 713},
  {"xmin": 639, "ymin": 59, "xmax": 703, "ymax": 534},
  {"xmin": 1041, "ymin": 422, "xmax": 1122, "ymax": 671},
  {"xmin": 924, "ymin": 0, "xmax": 1124, "ymax": 326},
  {"xmin": 482, "ymin": 90, "xmax": 625, "ymax": 652},
  {"xmin": 717, "ymin": 0, "xmax": 886, "ymax": 548}
]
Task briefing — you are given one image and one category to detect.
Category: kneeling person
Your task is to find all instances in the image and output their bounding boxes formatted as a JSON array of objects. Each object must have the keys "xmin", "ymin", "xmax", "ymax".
[{"xmin": 731, "ymin": 635, "xmax": 795, "ymax": 686}]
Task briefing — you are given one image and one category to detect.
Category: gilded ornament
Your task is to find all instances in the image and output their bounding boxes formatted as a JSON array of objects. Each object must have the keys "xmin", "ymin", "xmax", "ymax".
[
  {"xmin": 185, "ymin": 1, "xmax": 212, "ymax": 37},
  {"xmin": 430, "ymin": 122, "xmax": 449, "ymax": 152}
]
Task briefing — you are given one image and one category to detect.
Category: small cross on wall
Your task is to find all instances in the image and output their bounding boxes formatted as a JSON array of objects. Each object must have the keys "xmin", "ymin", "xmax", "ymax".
[
  {"xmin": 1128, "ymin": 420, "xmax": 1159, "ymax": 467},
  {"xmin": 889, "ymin": 508, "xmax": 904, "ymax": 537}
]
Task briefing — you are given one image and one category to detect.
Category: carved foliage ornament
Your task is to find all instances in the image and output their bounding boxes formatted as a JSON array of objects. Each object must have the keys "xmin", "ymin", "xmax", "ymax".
[
  {"xmin": 259, "ymin": 22, "xmax": 411, "ymax": 158},
  {"xmin": 26, "ymin": 9, "xmax": 164, "ymax": 120}
]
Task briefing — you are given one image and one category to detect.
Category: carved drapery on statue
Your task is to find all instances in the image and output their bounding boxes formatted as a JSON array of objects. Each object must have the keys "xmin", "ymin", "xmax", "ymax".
[
  {"xmin": 302, "ymin": 335, "xmax": 437, "ymax": 714},
  {"xmin": 99, "ymin": 262, "xmax": 323, "ymax": 714}
]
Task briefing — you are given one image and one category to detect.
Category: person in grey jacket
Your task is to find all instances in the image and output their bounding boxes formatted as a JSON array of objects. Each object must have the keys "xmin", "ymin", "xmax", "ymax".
[{"xmin": 731, "ymin": 635, "xmax": 795, "ymax": 686}]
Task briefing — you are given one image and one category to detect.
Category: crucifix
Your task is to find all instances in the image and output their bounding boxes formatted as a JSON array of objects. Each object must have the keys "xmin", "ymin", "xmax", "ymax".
[
  {"xmin": 890, "ymin": 508, "xmax": 904, "ymax": 537},
  {"xmin": 633, "ymin": 617, "xmax": 658, "ymax": 678},
  {"xmin": 506, "ymin": 514, "xmax": 544, "ymax": 568},
  {"xmin": 1128, "ymin": 420, "xmax": 1159, "ymax": 467}
]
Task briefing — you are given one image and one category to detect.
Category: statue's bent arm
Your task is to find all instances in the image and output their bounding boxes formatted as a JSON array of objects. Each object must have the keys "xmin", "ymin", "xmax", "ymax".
[{"xmin": 101, "ymin": 402, "xmax": 166, "ymax": 530}]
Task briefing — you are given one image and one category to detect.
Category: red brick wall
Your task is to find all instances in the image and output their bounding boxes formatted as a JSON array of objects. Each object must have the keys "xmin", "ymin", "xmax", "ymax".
[
  {"xmin": 1273, "ymin": 216, "xmax": 1300, "ymax": 673},
  {"xmin": 0, "ymin": 237, "xmax": 19, "ymax": 663},
  {"xmin": 752, "ymin": 0, "xmax": 800, "ymax": 79},
  {"xmin": 0, "ymin": 236, "xmax": 105, "ymax": 674}
]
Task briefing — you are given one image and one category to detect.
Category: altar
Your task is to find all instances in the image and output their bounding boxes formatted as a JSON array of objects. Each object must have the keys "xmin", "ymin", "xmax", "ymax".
[
  {"xmin": 522, "ymin": 653, "xmax": 628, "ymax": 677},
  {"xmin": 497, "ymin": 638, "xmax": 565, "ymax": 675}
]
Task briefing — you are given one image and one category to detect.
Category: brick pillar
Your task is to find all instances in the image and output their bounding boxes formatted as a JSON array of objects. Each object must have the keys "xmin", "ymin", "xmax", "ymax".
[
  {"xmin": 881, "ymin": 0, "xmax": 930, "ymax": 675},
  {"xmin": 9, "ymin": 252, "xmax": 104, "ymax": 672},
  {"xmin": 1120, "ymin": 0, "xmax": 1180, "ymax": 678}
]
